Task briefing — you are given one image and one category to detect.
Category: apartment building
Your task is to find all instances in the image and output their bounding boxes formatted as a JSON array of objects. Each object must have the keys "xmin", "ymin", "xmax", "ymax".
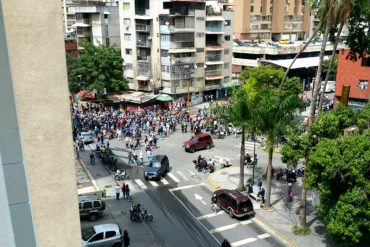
[
  {"xmin": 70, "ymin": 0, "xmax": 121, "ymax": 48},
  {"xmin": 231, "ymin": 0, "xmax": 313, "ymax": 41},
  {"xmin": 1, "ymin": 0, "xmax": 81, "ymax": 246},
  {"xmin": 119, "ymin": 0, "xmax": 233, "ymax": 100},
  {"xmin": 335, "ymin": 49, "xmax": 370, "ymax": 110}
]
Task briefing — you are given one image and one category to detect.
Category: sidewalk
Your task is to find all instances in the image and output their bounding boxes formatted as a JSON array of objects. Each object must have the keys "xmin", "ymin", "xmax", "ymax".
[{"xmin": 208, "ymin": 166, "xmax": 334, "ymax": 247}]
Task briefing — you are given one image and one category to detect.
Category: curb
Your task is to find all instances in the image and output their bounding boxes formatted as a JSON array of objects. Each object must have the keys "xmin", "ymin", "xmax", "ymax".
[
  {"xmin": 208, "ymin": 168, "xmax": 299, "ymax": 247},
  {"xmin": 207, "ymin": 166, "xmax": 235, "ymax": 190},
  {"xmin": 77, "ymin": 158, "xmax": 101, "ymax": 191}
]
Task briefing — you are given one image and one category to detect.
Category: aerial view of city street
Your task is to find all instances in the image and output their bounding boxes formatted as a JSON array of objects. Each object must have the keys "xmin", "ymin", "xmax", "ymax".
[{"xmin": 1, "ymin": 0, "xmax": 370, "ymax": 247}]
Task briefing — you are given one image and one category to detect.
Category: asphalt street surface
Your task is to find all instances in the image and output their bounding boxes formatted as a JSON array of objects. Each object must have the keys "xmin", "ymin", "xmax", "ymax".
[{"xmin": 81, "ymin": 129, "xmax": 284, "ymax": 247}]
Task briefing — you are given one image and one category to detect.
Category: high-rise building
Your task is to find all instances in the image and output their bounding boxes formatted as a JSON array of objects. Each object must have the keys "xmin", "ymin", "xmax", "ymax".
[
  {"xmin": 1, "ymin": 0, "xmax": 81, "ymax": 246},
  {"xmin": 70, "ymin": 0, "xmax": 121, "ymax": 48},
  {"xmin": 119, "ymin": 0, "xmax": 233, "ymax": 100},
  {"xmin": 231, "ymin": 0, "xmax": 312, "ymax": 41}
]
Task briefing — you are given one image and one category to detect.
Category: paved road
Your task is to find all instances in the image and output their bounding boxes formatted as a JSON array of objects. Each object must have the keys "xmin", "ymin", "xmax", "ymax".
[{"xmin": 81, "ymin": 129, "xmax": 284, "ymax": 247}]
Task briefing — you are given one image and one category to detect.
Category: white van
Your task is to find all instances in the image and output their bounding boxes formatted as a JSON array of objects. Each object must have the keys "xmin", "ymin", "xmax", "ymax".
[{"xmin": 322, "ymin": 81, "xmax": 336, "ymax": 93}]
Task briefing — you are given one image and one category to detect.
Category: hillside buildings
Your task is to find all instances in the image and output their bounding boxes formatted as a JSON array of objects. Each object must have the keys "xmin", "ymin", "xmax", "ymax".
[{"xmin": 119, "ymin": 0, "xmax": 233, "ymax": 101}]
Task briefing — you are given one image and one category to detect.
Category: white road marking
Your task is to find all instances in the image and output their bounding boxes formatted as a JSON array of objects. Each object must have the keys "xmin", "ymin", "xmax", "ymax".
[
  {"xmin": 177, "ymin": 171, "xmax": 189, "ymax": 181},
  {"xmin": 134, "ymin": 179, "xmax": 147, "ymax": 190},
  {"xmin": 196, "ymin": 211, "xmax": 224, "ymax": 220},
  {"xmin": 161, "ymin": 178, "xmax": 169, "ymax": 185},
  {"xmin": 149, "ymin": 181, "xmax": 159, "ymax": 187},
  {"xmin": 187, "ymin": 169, "xmax": 195, "ymax": 176},
  {"xmin": 209, "ymin": 223, "xmax": 239, "ymax": 233},
  {"xmin": 240, "ymin": 220, "xmax": 253, "ymax": 225},
  {"xmin": 169, "ymin": 183, "xmax": 206, "ymax": 192},
  {"xmin": 167, "ymin": 172, "xmax": 180, "ymax": 183},
  {"xmin": 231, "ymin": 237, "xmax": 257, "ymax": 246},
  {"xmin": 194, "ymin": 193, "xmax": 207, "ymax": 205},
  {"xmin": 257, "ymin": 233, "xmax": 271, "ymax": 239}
]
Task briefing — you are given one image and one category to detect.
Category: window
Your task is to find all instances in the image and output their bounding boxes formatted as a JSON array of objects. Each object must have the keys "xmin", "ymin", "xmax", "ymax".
[
  {"xmin": 124, "ymin": 34, "xmax": 131, "ymax": 41},
  {"xmin": 125, "ymin": 63, "xmax": 133, "ymax": 70},
  {"xmin": 224, "ymin": 63, "xmax": 229, "ymax": 68},
  {"xmin": 224, "ymin": 48, "xmax": 230, "ymax": 55},
  {"xmin": 361, "ymin": 57, "xmax": 370, "ymax": 67},
  {"xmin": 225, "ymin": 35, "xmax": 230, "ymax": 41},
  {"xmin": 82, "ymin": 202, "xmax": 92, "ymax": 209},
  {"xmin": 260, "ymin": 6, "xmax": 263, "ymax": 12},
  {"xmin": 104, "ymin": 14, "xmax": 108, "ymax": 19},
  {"xmin": 89, "ymin": 232, "xmax": 104, "ymax": 242},
  {"xmin": 225, "ymin": 20, "xmax": 231, "ymax": 26},
  {"xmin": 161, "ymin": 50, "xmax": 168, "ymax": 57},
  {"xmin": 250, "ymin": 6, "xmax": 254, "ymax": 12},
  {"xmin": 105, "ymin": 231, "xmax": 116, "ymax": 238},
  {"xmin": 196, "ymin": 33, "xmax": 205, "ymax": 38},
  {"xmin": 196, "ymin": 63, "xmax": 204, "ymax": 68},
  {"xmin": 79, "ymin": 203, "xmax": 82, "ymax": 209},
  {"xmin": 123, "ymin": 2, "xmax": 130, "ymax": 10},
  {"xmin": 125, "ymin": 49, "xmax": 132, "ymax": 55},
  {"xmin": 160, "ymin": 34, "xmax": 170, "ymax": 42},
  {"xmin": 196, "ymin": 17, "xmax": 204, "ymax": 21},
  {"xmin": 359, "ymin": 80, "xmax": 369, "ymax": 89},
  {"xmin": 124, "ymin": 18, "xmax": 130, "ymax": 26},
  {"xmin": 196, "ymin": 48, "xmax": 204, "ymax": 52},
  {"xmin": 93, "ymin": 201, "xmax": 101, "ymax": 208}
]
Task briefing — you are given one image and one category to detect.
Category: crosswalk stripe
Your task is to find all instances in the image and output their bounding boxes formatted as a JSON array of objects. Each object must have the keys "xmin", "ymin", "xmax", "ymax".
[
  {"xmin": 149, "ymin": 181, "xmax": 159, "ymax": 187},
  {"xmin": 169, "ymin": 183, "xmax": 206, "ymax": 192},
  {"xmin": 257, "ymin": 233, "xmax": 270, "ymax": 239},
  {"xmin": 161, "ymin": 178, "xmax": 169, "ymax": 185},
  {"xmin": 196, "ymin": 211, "xmax": 224, "ymax": 220},
  {"xmin": 187, "ymin": 169, "xmax": 195, "ymax": 176},
  {"xmin": 167, "ymin": 172, "xmax": 180, "ymax": 183},
  {"xmin": 240, "ymin": 220, "xmax": 252, "ymax": 225},
  {"xmin": 134, "ymin": 179, "xmax": 147, "ymax": 190},
  {"xmin": 231, "ymin": 237, "xmax": 257, "ymax": 246},
  {"xmin": 209, "ymin": 223, "xmax": 239, "ymax": 234},
  {"xmin": 176, "ymin": 171, "xmax": 189, "ymax": 181}
]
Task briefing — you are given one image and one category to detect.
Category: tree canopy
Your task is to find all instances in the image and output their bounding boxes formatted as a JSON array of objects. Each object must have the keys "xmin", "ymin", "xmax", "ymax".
[{"xmin": 67, "ymin": 42, "xmax": 127, "ymax": 96}]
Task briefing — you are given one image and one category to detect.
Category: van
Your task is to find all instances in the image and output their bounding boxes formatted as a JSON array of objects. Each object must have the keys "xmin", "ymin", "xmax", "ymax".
[
  {"xmin": 183, "ymin": 133, "xmax": 213, "ymax": 153},
  {"xmin": 79, "ymin": 195, "xmax": 106, "ymax": 221}
]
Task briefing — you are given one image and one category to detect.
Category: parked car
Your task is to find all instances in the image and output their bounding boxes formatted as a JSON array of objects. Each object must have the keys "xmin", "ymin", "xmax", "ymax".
[
  {"xmin": 183, "ymin": 133, "xmax": 213, "ymax": 153},
  {"xmin": 144, "ymin": 155, "xmax": 169, "ymax": 180},
  {"xmin": 212, "ymin": 189, "xmax": 254, "ymax": 218},
  {"xmin": 227, "ymin": 123, "xmax": 242, "ymax": 134},
  {"xmin": 81, "ymin": 223, "xmax": 123, "ymax": 247},
  {"xmin": 79, "ymin": 131, "xmax": 94, "ymax": 144},
  {"xmin": 79, "ymin": 194, "xmax": 106, "ymax": 221}
]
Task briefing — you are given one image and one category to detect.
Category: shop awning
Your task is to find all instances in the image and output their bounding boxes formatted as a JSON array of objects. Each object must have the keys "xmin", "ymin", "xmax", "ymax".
[
  {"xmin": 156, "ymin": 94, "xmax": 173, "ymax": 102},
  {"xmin": 261, "ymin": 57, "xmax": 328, "ymax": 69}
]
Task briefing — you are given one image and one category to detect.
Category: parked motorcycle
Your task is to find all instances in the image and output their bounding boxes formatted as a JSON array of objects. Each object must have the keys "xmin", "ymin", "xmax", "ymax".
[
  {"xmin": 114, "ymin": 169, "xmax": 130, "ymax": 180},
  {"xmin": 129, "ymin": 209, "xmax": 153, "ymax": 222}
]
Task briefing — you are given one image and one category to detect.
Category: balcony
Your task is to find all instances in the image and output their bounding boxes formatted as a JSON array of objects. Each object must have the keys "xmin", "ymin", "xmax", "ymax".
[
  {"xmin": 135, "ymin": 8, "xmax": 147, "ymax": 15},
  {"xmin": 206, "ymin": 6, "xmax": 222, "ymax": 16},
  {"xmin": 206, "ymin": 41, "xmax": 221, "ymax": 47},
  {"xmin": 137, "ymin": 68, "xmax": 152, "ymax": 77},
  {"xmin": 171, "ymin": 56, "xmax": 195, "ymax": 64},
  {"xmin": 137, "ymin": 56, "xmax": 151, "ymax": 63},
  {"xmin": 205, "ymin": 69, "xmax": 222, "ymax": 77},
  {"xmin": 136, "ymin": 40, "xmax": 151, "ymax": 48},
  {"xmin": 205, "ymin": 54, "xmax": 222, "ymax": 62},
  {"xmin": 284, "ymin": 16, "xmax": 303, "ymax": 22},
  {"xmin": 136, "ymin": 24, "xmax": 151, "ymax": 32},
  {"xmin": 206, "ymin": 25, "xmax": 223, "ymax": 33},
  {"xmin": 138, "ymin": 85, "xmax": 153, "ymax": 91},
  {"xmin": 168, "ymin": 9, "xmax": 195, "ymax": 16},
  {"xmin": 170, "ymin": 41, "xmax": 195, "ymax": 49},
  {"xmin": 160, "ymin": 25, "xmax": 195, "ymax": 33}
]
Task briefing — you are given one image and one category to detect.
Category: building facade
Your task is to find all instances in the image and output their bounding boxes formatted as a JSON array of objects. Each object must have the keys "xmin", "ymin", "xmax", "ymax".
[
  {"xmin": 231, "ymin": 0, "xmax": 313, "ymax": 41},
  {"xmin": 71, "ymin": 0, "xmax": 121, "ymax": 48},
  {"xmin": 119, "ymin": 0, "xmax": 233, "ymax": 100},
  {"xmin": 1, "ymin": 0, "xmax": 82, "ymax": 247},
  {"xmin": 335, "ymin": 49, "xmax": 370, "ymax": 110}
]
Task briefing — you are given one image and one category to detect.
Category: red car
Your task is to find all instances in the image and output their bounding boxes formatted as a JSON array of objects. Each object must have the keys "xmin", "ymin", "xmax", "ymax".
[
  {"xmin": 212, "ymin": 189, "xmax": 254, "ymax": 218},
  {"xmin": 183, "ymin": 133, "xmax": 213, "ymax": 153}
]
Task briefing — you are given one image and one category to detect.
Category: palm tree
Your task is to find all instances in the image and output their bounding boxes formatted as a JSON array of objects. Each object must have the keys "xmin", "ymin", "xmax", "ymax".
[
  {"xmin": 212, "ymin": 83, "xmax": 256, "ymax": 191},
  {"xmin": 253, "ymin": 89, "xmax": 302, "ymax": 208}
]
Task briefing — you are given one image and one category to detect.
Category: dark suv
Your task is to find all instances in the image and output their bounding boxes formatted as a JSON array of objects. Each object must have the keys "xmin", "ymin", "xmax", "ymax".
[
  {"xmin": 79, "ymin": 195, "xmax": 106, "ymax": 221},
  {"xmin": 212, "ymin": 189, "xmax": 254, "ymax": 218},
  {"xmin": 183, "ymin": 133, "xmax": 213, "ymax": 153},
  {"xmin": 144, "ymin": 155, "xmax": 169, "ymax": 180}
]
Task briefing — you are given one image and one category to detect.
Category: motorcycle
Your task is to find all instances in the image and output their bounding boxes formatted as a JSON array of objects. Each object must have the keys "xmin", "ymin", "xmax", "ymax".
[
  {"xmin": 114, "ymin": 169, "xmax": 130, "ymax": 180},
  {"xmin": 129, "ymin": 208, "xmax": 153, "ymax": 222}
]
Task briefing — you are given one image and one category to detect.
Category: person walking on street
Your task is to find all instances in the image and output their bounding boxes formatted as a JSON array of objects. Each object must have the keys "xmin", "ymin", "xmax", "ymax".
[
  {"xmin": 115, "ymin": 185, "xmax": 121, "ymax": 200},
  {"xmin": 221, "ymin": 239, "xmax": 231, "ymax": 247},
  {"xmin": 259, "ymin": 186, "xmax": 265, "ymax": 204},
  {"xmin": 128, "ymin": 151, "xmax": 133, "ymax": 165},
  {"xmin": 257, "ymin": 178, "xmax": 262, "ymax": 194},
  {"xmin": 123, "ymin": 230, "xmax": 130, "ymax": 247},
  {"xmin": 75, "ymin": 145, "xmax": 80, "ymax": 159},
  {"xmin": 139, "ymin": 151, "xmax": 143, "ymax": 165},
  {"xmin": 89, "ymin": 152, "xmax": 95, "ymax": 165},
  {"xmin": 125, "ymin": 184, "xmax": 130, "ymax": 201},
  {"xmin": 121, "ymin": 182, "xmax": 126, "ymax": 200}
]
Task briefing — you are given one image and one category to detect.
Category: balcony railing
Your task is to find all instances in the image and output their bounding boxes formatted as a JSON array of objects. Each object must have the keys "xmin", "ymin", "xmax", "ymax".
[
  {"xmin": 206, "ymin": 26, "xmax": 223, "ymax": 32},
  {"xmin": 205, "ymin": 69, "xmax": 222, "ymax": 77},
  {"xmin": 138, "ymin": 85, "xmax": 153, "ymax": 91},
  {"xmin": 206, "ymin": 54, "xmax": 222, "ymax": 61},
  {"xmin": 136, "ymin": 24, "xmax": 151, "ymax": 32},
  {"xmin": 169, "ymin": 8, "xmax": 189, "ymax": 16},
  {"xmin": 170, "ymin": 41, "xmax": 195, "ymax": 48},
  {"xmin": 206, "ymin": 41, "xmax": 221, "ymax": 46},
  {"xmin": 137, "ymin": 68, "xmax": 152, "ymax": 77},
  {"xmin": 171, "ymin": 56, "xmax": 195, "ymax": 64},
  {"xmin": 284, "ymin": 16, "xmax": 303, "ymax": 22},
  {"xmin": 206, "ymin": 6, "xmax": 222, "ymax": 16},
  {"xmin": 137, "ymin": 56, "xmax": 151, "ymax": 62},
  {"xmin": 136, "ymin": 40, "xmax": 151, "ymax": 47}
]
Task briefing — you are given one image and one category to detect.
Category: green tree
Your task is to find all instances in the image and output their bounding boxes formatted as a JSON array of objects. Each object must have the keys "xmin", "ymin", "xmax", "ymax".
[
  {"xmin": 253, "ymin": 89, "xmax": 302, "ymax": 208},
  {"xmin": 357, "ymin": 103, "xmax": 370, "ymax": 131},
  {"xmin": 306, "ymin": 133, "xmax": 370, "ymax": 244},
  {"xmin": 68, "ymin": 42, "xmax": 127, "ymax": 96}
]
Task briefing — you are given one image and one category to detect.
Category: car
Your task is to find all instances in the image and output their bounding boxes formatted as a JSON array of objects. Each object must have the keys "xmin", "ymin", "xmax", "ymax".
[
  {"xmin": 279, "ymin": 39, "xmax": 289, "ymax": 44},
  {"xmin": 212, "ymin": 189, "xmax": 254, "ymax": 218},
  {"xmin": 79, "ymin": 194, "xmax": 106, "ymax": 221},
  {"xmin": 81, "ymin": 223, "xmax": 123, "ymax": 247},
  {"xmin": 144, "ymin": 155, "xmax": 169, "ymax": 180},
  {"xmin": 227, "ymin": 123, "xmax": 242, "ymax": 134},
  {"xmin": 79, "ymin": 131, "xmax": 94, "ymax": 143},
  {"xmin": 183, "ymin": 133, "xmax": 213, "ymax": 153}
]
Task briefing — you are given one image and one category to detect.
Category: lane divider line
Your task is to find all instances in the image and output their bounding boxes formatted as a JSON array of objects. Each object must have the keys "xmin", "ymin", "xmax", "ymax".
[
  {"xmin": 196, "ymin": 211, "xmax": 224, "ymax": 220},
  {"xmin": 240, "ymin": 219, "xmax": 253, "ymax": 225},
  {"xmin": 209, "ymin": 223, "xmax": 239, "ymax": 234},
  {"xmin": 169, "ymin": 183, "xmax": 206, "ymax": 192},
  {"xmin": 257, "ymin": 233, "xmax": 271, "ymax": 239},
  {"xmin": 231, "ymin": 237, "xmax": 257, "ymax": 247}
]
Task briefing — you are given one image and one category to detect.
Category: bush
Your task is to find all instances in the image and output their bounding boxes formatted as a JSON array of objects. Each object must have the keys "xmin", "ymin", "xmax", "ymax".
[{"xmin": 292, "ymin": 225, "xmax": 311, "ymax": 236}]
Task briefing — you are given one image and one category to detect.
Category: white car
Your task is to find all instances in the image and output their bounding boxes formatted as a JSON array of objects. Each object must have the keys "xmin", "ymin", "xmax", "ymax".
[
  {"xmin": 228, "ymin": 123, "xmax": 242, "ymax": 134},
  {"xmin": 79, "ymin": 131, "xmax": 94, "ymax": 143},
  {"xmin": 82, "ymin": 224, "xmax": 123, "ymax": 247}
]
